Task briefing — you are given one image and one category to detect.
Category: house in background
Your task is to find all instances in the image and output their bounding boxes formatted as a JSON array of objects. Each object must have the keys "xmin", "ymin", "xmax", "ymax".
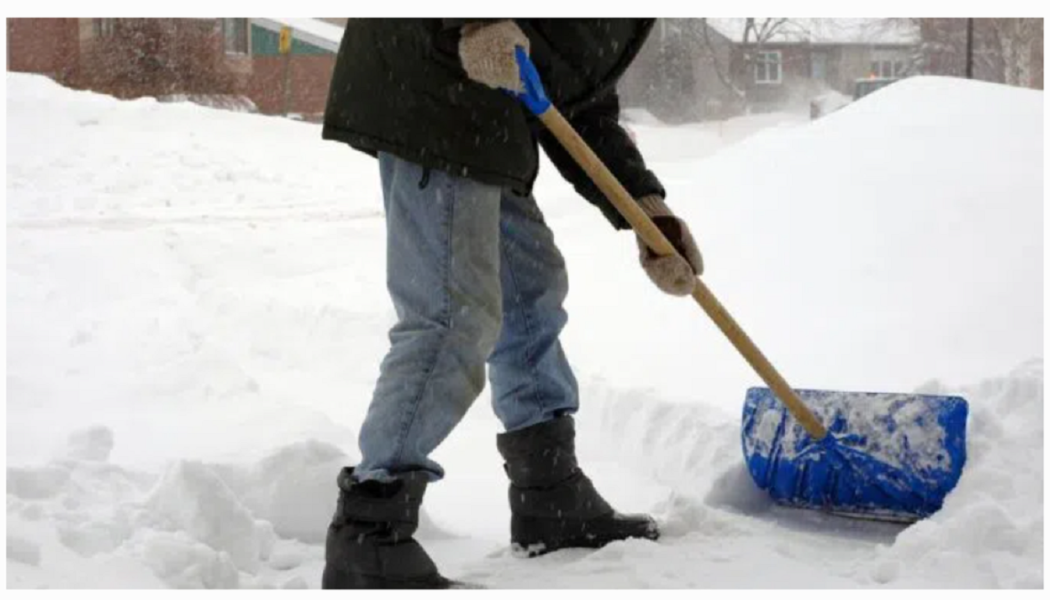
[
  {"xmin": 6, "ymin": 18, "xmax": 346, "ymax": 119},
  {"xmin": 618, "ymin": 18, "xmax": 920, "ymax": 121},
  {"xmin": 709, "ymin": 18, "xmax": 919, "ymax": 112},
  {"xmin": 243, "ymin": 18, "xmax": 342, "ymax": 116}
]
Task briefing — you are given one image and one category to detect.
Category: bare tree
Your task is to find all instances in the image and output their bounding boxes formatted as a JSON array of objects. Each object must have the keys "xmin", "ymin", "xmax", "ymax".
[
  {"xmin": 634, "ymin": 18, "xmax": 718, "ymax": 123},
  {"xmin": 987, "ymin": 18, "xmax": 1042, "ymax": 87},
  {"xmin": 79, "ymin": 19, "xmax": 239, "ymax": 99},
  {"xmin": 653, "ymin": 19, "xmax": 699, "ymax": 119},
  {"xmin": 908, "ymin": 18, "xmax": 1043, "ymax": 89},
  {"xmin": 699, "ymin": 18, "xmax": 801, "ymax": 114},
  {"xmin": 700, "ymin": 18, "xmax": 745, "ymax": 110}
]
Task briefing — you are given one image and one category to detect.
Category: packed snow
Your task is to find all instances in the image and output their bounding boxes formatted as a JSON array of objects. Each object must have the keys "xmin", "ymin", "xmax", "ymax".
[
  {"xmin": 744, "ymin": 389, "xmax": 960, "ymax": 471},
  {"xmin": 5, "ymin": 72, "xmax": 1043, "ymax": 588}
]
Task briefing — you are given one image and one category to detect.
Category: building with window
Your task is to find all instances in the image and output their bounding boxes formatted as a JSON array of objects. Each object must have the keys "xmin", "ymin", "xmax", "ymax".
[
  {"xmin": 709, "ymin": 18, "xmax": 919, "ymax": 112},
  {"xmin": 618, "ymin": 18, "xmax": 920, "ymax": 121},
  {"xmin": 6, "ymin": 18, "xmax": 345, "ymax": 119},
  {"xmin": 753, "ymin": 50, "xmax": 783, "ymax": 85}
]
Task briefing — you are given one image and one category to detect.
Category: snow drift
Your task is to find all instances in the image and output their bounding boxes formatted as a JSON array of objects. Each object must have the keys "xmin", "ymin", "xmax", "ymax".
[{"xmin": 6, "ymin": 72, "xmax": 1042, "ymax": 588}]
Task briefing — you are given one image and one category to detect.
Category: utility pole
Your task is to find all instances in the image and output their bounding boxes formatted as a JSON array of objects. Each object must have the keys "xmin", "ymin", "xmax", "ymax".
[{"xmin": 965, "ymin": 18, "xmax": 974, "ymax": 79}]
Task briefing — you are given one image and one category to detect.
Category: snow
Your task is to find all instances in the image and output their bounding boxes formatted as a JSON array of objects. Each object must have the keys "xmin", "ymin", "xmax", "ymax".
[
  {"xmin": 745, "ymin": 389, "xmax": 956, "ymax": 470},
  {"xmin": 64, "ymin": 426, "xmax": 116, "ymax": 462},
  {"xmin": 621, "ymin": 107, "xmax": 664, "ymax": 126},
  {"xmin": 7, "ymin": 534, "xmax": 42, "ymax": 567},
  {"xmin": 621, "ymin": 110, "xmax": 811, "ymax": 164},
  {"xmin": 811, "ymin": 89, "xmax": 853, "ymax": 118},
  {"xmin": 141, "ymin": 460, "xmax": 277, "ymax": 573},
  {"xmin": 5, "ymin": 72, "xmax": 1043, "ymax": 588}
]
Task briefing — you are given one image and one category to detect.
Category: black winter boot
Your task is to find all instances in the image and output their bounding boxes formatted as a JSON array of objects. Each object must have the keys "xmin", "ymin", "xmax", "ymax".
[
  {"xmin": 496, "ymin": 415, "xmax": 659, "ymax": 556},
  {"xmin": 322, "ymin": 467, "xmax": 451, "ymax": 589}
]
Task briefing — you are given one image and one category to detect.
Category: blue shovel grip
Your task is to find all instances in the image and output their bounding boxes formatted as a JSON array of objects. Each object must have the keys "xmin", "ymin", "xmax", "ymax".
[{"xmin": 512, "ymin": 46, "xmax": 551, "ymax": 116}]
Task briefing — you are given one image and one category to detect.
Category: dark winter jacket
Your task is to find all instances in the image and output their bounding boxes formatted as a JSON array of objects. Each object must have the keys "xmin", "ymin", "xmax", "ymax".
[{"xmin": 321, "ymin": 19, "xmax": 664, "ymax": 230}]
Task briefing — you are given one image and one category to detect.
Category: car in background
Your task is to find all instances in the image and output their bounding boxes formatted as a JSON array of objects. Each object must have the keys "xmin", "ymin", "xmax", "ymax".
[{"xmin": 853, "ymin": 77, "xmax": 901, "ymax": 100}]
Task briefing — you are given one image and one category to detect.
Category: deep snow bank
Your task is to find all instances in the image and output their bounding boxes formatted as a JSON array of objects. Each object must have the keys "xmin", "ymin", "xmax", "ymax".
[
  {"xmin": 602, "ymin": 76, "xmax": 1043, "ymax": 406},
  {"xmin": 7, "ymin": 72, "xmax": 1042, "ymax": 588},
  {"xmin": 584, "ymin": 358, "xmax": 1043, "ymax": 587}
]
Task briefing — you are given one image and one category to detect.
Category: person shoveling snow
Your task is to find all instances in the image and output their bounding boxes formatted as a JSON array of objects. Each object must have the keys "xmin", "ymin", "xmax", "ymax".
[
  {"xmin": 318, "ymin": 18, "xmax": 701, "ymax": 589},
  {"xmin": 318, "ymin": 18, "xmax": 969, "ymax": 590}
]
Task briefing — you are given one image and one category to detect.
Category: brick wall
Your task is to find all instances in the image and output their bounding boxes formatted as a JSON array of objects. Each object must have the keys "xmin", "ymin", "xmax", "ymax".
[
  {"xmin": 245, "ymin": 54, "xmax": 336, "ymax": 118},
  {"xmin": 7, "ymin": 18, "xmax": 81, "ymax": 83},
  {"xmin": 9, "ymin": 18, "xmax": 338, "ymax": 118}
]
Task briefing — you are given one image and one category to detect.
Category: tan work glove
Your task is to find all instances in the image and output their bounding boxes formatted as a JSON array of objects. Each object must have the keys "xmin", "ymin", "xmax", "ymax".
[
  {"xmin": 458, "ymin": 20, "xmax": 530, "ymax": 92},
  {"xmin": 636, "ymin": 195, "xmax": 704, "ymax": 296}
]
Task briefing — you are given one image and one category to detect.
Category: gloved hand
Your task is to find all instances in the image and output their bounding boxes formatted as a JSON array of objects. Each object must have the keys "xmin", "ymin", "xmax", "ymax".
[
  {"xmin": 458, "ymin": 20, "xmax": 530, "ymax": 92},
  {"xmin": 635, "ymin": 195, "xmax": 704, "ymax": 296}
]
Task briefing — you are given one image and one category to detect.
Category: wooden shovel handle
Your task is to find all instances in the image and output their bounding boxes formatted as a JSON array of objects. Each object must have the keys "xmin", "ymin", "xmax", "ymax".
[{"xmin": 538, "ymin": 107, "xmax": 827, "ymax": 440}]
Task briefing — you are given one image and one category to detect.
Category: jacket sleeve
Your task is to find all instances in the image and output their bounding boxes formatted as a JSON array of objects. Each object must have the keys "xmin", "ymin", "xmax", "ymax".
[{"xmin": 537, "ymin": 87, "xmax": 665, "ymax": 230}]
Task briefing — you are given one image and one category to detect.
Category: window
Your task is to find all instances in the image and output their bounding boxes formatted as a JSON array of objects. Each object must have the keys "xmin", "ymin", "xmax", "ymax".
[
  {"xmin": 94, "ymin": 18, "xmax": 116, "ymax": 38},
  {"xmin": 222, "ymin": 18, "xmax": 249, "ymax": 55},
  {"xmin": 755, "ymin": 50, "xmax": 782, "ymax": 84},
  {"xmin": 870, "ymin": 59, "xmax": 906, "ymax": 79}
]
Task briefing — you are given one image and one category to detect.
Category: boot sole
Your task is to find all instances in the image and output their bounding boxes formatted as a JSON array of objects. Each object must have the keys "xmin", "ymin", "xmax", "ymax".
[
  {"xmin": 511, "ymin": 515, "xmax": 660, "ymax": 557},
  {"xmin": 322, "ymin": 565, "xmax": 454, "ymax": 589}
]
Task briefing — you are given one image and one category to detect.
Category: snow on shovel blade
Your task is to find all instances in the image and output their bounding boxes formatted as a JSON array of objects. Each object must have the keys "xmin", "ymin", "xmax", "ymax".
[{"xmin": 742, "ymin": 387, "xmax": 968, "ymax": 523}]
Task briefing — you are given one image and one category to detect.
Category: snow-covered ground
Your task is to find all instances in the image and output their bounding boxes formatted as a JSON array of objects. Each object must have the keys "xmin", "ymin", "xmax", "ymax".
[{"xmin": 5, "ymin": 72, "xmax": 1043, "ymax": 588}]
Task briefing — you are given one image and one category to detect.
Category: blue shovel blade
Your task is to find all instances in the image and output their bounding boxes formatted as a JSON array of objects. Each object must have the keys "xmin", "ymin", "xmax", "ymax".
[{"xmin": 742, "ymin": 387, "xmax": 969, "ymax": 523}]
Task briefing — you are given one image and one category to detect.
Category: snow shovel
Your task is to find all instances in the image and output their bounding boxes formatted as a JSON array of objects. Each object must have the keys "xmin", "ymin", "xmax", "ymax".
[{"xmin": 509, "ymin": 47, "xmax": 968, "ymax": 523}]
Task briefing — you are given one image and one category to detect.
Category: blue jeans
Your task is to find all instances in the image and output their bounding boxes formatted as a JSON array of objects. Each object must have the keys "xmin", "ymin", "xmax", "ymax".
[{"xmin": 354, "ymin": 152, "xmax": 580, "ymax": 482}]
